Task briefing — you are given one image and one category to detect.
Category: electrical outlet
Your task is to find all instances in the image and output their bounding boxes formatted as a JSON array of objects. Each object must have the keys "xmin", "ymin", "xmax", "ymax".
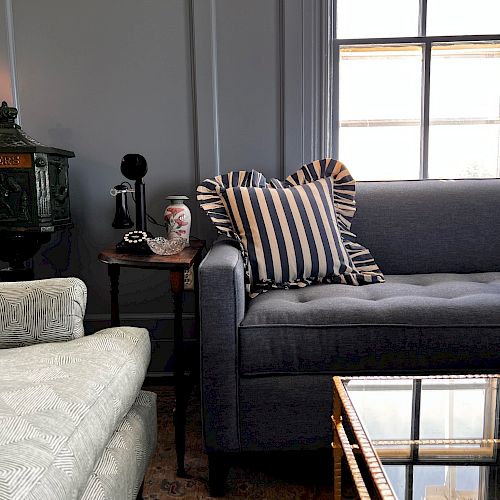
[{"xmin": 184, "ymin": 266, "xmax": 194, "ymax": 291}]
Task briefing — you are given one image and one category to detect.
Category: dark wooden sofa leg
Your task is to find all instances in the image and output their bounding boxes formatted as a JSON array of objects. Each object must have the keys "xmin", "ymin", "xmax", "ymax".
[{"xmin": 208, "ymin": 453, "xmax": 229, "ymax": 497}]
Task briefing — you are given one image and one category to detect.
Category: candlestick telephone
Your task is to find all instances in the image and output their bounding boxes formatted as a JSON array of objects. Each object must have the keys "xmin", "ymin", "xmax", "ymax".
[{"xmin": 110, "ymin": 153, "xmax": 152, "ymax": 254}]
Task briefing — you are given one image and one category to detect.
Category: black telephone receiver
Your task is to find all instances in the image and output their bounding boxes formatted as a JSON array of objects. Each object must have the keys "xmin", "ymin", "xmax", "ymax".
[{"xmin": 114, "ymin": 154, "xmax": 153, "ymax": 254}]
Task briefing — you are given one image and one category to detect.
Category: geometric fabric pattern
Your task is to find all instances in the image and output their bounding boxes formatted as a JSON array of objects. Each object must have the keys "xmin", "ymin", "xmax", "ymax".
[
  {"xmin": 0, "ymin": 326, "xmax": 152, "ymax": 500},
  {"xmin": 197, "ymin": 159, "xmax": 384, "ymax": 295},
  {"xmin": 80, "ymin": 391, "xmax": 157, "ymax": 500},
  {"xmin": 0, "ymin": 277, "xmax": 87, "ymax": 348}
]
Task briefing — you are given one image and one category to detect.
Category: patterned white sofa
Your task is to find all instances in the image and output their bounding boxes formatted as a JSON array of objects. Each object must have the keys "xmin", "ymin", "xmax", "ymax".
[{"xmin": 0, "ymin": 277, "xmax": 156, "ymax": 500}]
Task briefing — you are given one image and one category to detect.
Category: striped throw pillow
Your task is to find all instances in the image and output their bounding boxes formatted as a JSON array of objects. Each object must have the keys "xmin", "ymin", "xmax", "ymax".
[
  {"xmin": 220, "ymin": 177, "xmax": 355, "ymax": 288},
  {"xmin": 197, "ymin": 159, "xmax": 384, "ymax": 295}
]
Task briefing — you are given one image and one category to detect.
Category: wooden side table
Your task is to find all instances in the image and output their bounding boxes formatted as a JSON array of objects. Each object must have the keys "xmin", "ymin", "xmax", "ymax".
[{"xmin": 98, "ymin": 239, "xmax": 204, "ymax": 477}]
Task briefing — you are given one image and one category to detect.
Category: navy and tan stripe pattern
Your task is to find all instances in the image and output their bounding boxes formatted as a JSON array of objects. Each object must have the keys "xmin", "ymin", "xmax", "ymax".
[
  {"xmin": 279, "ymin": 159, "xmax": 383, "ymax": 278},
  {"xmin": 197, "ymin": 170, "xmax": 267, "ymax": 238},
  {"xmin": 0, "ymin": 277, "xmax": 87, "ymax": 349},
  {"xmin": 197, "ymin": 159, "xmax": 384, "ymax": 294},
  {"xmin": 220, "ymin": 177, "xmax": 356, "ymax": 290}
]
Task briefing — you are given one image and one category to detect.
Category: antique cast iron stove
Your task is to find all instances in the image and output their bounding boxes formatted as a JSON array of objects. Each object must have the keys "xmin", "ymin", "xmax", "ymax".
[{"xmin": 0, "ymin": 101, "xmax": 74, "ymax": 281}]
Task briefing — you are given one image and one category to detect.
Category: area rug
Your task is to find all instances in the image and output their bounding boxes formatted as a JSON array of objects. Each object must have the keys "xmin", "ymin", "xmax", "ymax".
[{"xmin": 142, "ymin": 385, "xmax": 333, "ymax": 499}]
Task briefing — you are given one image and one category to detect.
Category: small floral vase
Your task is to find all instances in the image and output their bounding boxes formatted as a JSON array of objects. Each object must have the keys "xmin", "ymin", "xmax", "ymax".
[{"xmin": 164, "ymin": 196, "xmax": 191, "ymax": 247}]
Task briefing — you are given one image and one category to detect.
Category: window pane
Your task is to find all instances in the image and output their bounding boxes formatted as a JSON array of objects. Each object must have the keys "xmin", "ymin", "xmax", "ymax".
[
  {"xmin": 346, "ymin": 381, "xmax": 413, "ymax": 441},
  {"xmin": 428, "ymin": 43, "xmax": 500, "ymax": 178},
  {"xmin": 427, "ymin": 0, "xmax": 500, "ymax": 36},
  {"xmin": 430, "ymin": 44, "xmax": 500, "ymax": 119},
  {"xmin": 420, "ymin": 381, "xmax": 487, "ymax": 441},
  {"xmin": 429, "ymin": 124, "xmax": 500, "ymax": 178},
  {"xmin": 413, "ymin": 466, "xmax": 481, "ymax": 500},
  {"xmin": 339, "ymin": 46, "xmax": 422, "ymax": 180},
  {"xmin": 340, "ymin": 126, "xmax": 421, "ymax": 180},
  {"xmin": 336, "ymin": 0, "xmax": 419, "ymax": 39},
  {"xmin": 383, "ymin": 466, "xmax": 406, "ymax": 500}
]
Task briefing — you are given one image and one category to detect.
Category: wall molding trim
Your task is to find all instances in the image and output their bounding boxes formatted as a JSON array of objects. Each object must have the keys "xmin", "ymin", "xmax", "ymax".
[
  {"xmin": 322, "ymin": 0, "xmax": 334, "ymax": 158},
  {"xmin": 301, "ymin": 0, "xmax": 332, "ymax": 162},
  {"xmin": 85, "ymin": 312, "xmax": 196, "ymax": 322},
  {"xmin": 282, "ymin": 0, "xmax": 305, "ymax": 170},
  {"xmin": 277, "ymin": 0, "xmax": 285, "ymax": 179},
  {"xmin": 191, "ymin": 0, "xmax": 221, "ymax": 181},
  {"xmin": 187, "ymin": 0, "xmax": 200, "ymax": 188},
  {"xmin": 190, "ymin": 0, "xmax": 328, "ymax": 178},
  {"xmin": 4, "ymin": 0, "xmax": 19, "ymax": 121}
]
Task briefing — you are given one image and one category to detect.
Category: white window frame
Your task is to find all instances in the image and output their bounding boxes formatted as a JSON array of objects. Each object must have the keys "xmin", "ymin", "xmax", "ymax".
[{"xmin": 328, "ymin": 0, "xmax": 500, "ymax": 179}]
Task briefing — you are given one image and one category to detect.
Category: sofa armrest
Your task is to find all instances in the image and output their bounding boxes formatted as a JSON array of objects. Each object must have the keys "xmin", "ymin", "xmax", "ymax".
[
  {"xmin": 0, "ymin": 277, "xmax": 87, "ymax": 348},
  {"xmin": 199, "ymin": 238, "xmax": 246, "ymax": 452}
]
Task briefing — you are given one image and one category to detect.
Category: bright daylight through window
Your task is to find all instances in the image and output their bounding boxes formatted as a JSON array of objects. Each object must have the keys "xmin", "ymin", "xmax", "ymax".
[{"xmin": 332, "ymin": 0, "xmax": 500, "ymax": 180}]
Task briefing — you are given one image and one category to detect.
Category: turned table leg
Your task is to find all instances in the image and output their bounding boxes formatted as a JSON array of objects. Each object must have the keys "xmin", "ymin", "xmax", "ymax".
[
  {"xmin": 171, "ymin": 269, "xmax": 187, "ymax": 477},
  {"xmin": 108, "ymin": 264, "xmax": 121, "ymax": 327}
]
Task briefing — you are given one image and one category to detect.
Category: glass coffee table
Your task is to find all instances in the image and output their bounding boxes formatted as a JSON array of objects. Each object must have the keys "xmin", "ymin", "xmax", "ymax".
[{"xmin": 332, "ymin": 374, "xmax": 500, "ymax": 499}]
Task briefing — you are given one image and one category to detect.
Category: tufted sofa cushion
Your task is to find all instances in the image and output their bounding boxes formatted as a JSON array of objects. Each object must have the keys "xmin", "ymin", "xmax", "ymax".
[{"xmin": 240, "ymin": 272, "xmax": 500, "ymax": 375}]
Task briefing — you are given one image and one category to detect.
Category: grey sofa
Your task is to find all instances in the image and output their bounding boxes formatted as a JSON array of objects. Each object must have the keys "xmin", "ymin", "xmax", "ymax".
[
  {"xmin": 0, "ymin": 277, "xmax": 157, "ymax": 500},
  {"xmin": 198, "ymin": 178, "xmax": 500, "ymax": 494}
]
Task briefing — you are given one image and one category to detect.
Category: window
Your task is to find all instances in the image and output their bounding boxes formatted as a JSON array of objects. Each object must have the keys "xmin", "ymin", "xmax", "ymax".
[{"xmin": 331, "ymin": 0, "xmax": 500, "ymax": 180}]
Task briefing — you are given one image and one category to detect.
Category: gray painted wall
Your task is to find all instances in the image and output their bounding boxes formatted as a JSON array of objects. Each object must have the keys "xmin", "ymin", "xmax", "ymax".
[
  {"xmin": 0, "ymin": 0, "xmax": 325, "ymax": 373},
  {"xmin": 0, "ymin": 1, "xmax": 13, "ymax": 104}
]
